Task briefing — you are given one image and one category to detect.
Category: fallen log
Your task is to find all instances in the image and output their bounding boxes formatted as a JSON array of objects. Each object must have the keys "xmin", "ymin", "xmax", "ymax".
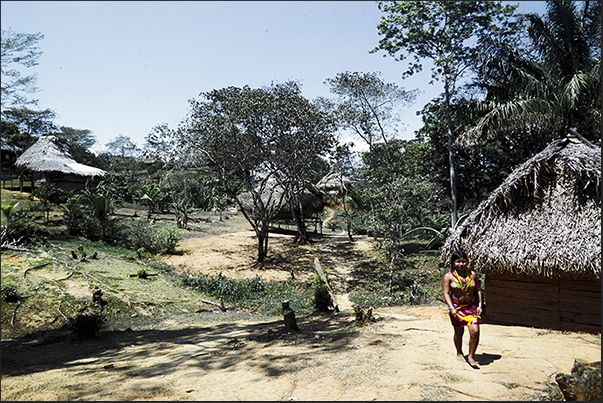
[{"xmin": 201, "ymin": 299, "xmax": 226, "ymax": 311}]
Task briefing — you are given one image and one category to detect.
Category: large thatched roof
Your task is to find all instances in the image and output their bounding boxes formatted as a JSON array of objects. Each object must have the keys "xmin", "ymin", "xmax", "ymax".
[
  {"xmin": 14, "ymin": 135, "xmax": 106, "ymax": 177},
  {"xmin": 441, "ymin": 135, "xmax": 601, "ymax": 280}
]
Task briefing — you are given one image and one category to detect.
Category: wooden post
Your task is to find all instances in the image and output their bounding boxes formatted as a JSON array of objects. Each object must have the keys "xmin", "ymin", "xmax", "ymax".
[{"xmin": 282, "ymin": 300, "xmax": 299, "ymax": 331}]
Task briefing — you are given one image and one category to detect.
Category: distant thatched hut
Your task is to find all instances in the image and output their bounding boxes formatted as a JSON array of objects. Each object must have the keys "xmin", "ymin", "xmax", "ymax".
[
  {"xmin": 441, "ymin": 135, "xmax": 601, "ymax": 334},
  {"xmin": 316, "ymin": 171, "xmax": 352, "ymax": 198},
  {"xmin": 14, "ymin": 135, "xmax": 106, "ymax": 192},
  {"xmin": 238, "ymin": 182, "xmax": 325, "ymax": 222}
]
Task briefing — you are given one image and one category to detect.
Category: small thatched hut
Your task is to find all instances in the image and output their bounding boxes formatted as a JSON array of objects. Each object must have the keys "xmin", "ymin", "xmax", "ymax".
[
  {"xmin": 441, "ymin": 134, "xmax": 601, "ymax": 334},
  {"xmin": 238, "ymin": 182, "xmax": 325, "ymax": 222},
  {"xmin": 14, "ymin": 135, "xmax": 106, "ymax": 192},
  {"xmin": 316, "ymin": 171, "xmax": 352, "ymax": 199}
]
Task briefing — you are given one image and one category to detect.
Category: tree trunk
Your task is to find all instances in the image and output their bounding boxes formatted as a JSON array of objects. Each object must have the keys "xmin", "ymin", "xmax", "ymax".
[
  {"xmin": 443, "ymin": 71, "xmax": 458, "ymax": 229},
  {"xmin": 291, "ymin": 197, "xmax": 310, "ymax": 244},
  {"xmin": 342, "ymin": 182, "xmax": 353, "ymax": 241},
  {"xmin": 388, "ymin": 249, "xmax": 397, "ymax": 295},
  {"xmin": 256, "ymin": 225, "xmax": 269, "ymax": 263}
]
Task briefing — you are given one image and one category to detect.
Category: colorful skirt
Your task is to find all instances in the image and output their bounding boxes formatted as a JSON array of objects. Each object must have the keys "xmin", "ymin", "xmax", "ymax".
[{"xmin": 449, "ymin": 300, "xmax": 481, "ymax": 327}]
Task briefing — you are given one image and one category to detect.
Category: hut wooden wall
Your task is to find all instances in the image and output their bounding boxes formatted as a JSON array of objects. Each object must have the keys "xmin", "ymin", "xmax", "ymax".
[{"xmin": 484, "ymin": 272, "xmax": 601, "ymax": 334}]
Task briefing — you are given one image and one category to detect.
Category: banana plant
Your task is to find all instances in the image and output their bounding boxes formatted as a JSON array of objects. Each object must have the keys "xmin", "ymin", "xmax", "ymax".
[{"xmin": 1, "ymin": 202, "xmax": 26, "ymax": 248}]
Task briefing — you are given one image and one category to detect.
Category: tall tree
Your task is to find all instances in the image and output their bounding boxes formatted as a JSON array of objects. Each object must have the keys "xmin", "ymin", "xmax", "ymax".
[
  {"xmin": 267, "ymin": 81, "xmax": 337, "ymax": 244},
  {"xmin": 1, "ymin": 28, "xmax": 44, "ymax": 108},
  {"xmin": 182, "ymin": 85, "xmax": 282, "ymax": 263},
  {"xmin": 1, "ymin": 106, "xmax": 56, "ymax": 139},
  {"xmin": 324, "ymin": 71, "xmax": 417, "ymax": 161},
  {"xmin": 53, "ymin": 126, "xmax": 99, "ymax": 165},
  {"xmin": 460, "ymin": 1, "xmax": 601, "ymax": 148},
  {"xmin": 371, "ymin": 1, "xmax": 518, "ymax": 228},
  {"xmin": 182, "ymin": 82, "xmax": 336, "ymax": 262}
]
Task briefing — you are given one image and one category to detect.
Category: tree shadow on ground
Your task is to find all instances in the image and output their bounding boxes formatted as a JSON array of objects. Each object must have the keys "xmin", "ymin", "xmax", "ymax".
[{"xmin": 0, "ymin": 311, "xmax": 359, "ymax": 384}]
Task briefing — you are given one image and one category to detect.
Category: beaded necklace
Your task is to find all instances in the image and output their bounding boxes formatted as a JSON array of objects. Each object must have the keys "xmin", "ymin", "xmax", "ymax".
[{"xmin": 452, "ymin": 269, "xmax": 472, "ymax": 292}]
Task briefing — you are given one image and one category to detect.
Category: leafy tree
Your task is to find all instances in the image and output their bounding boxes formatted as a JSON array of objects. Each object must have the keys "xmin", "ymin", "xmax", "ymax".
[
  {"xmin": 181, "ymin": 82, "xmax": 336, "ymax": 261},
  {"xmin": 104, "ymin": 134, "xmax": 143, "ymax": 185},
  {"xmin": 328, "ymin": 142, "xmax": 358, "ymax": 241},
  {"xmin": 1, "ymin": 106, "xmax": 57, "ymax": 138},
  {"xmin": 54, "ymin": 126, "xmax": 101, "ymax": 166},
  {"xmin": 266, "ymin": 81, "xmax": 337, "ymax": 244},
  {"xmin": 461, "ymin": 0, "xmax": 601, "ymax": 148},
  {"xmin": 182, "ymin": 85, "xmax": 282, "ymax": 262},
  {"xmin": 416, "ymin": 97, "xmax": 512, "ymax": 208},
  {"xmin": 33, "ymin": 182, "xmax": 70, "ymax": 223},
  {"xmin": 105, "ymin": 134, "xmax": 140, "ymax": 159},
  {"xmin": 324, "ymin": 71, "xmax": 417, "ymax": 161},
  {"xmin": 0, "ymin": 118, "xmax": 34, "ymax": 152},
  {"xmin": 371, "ymin": 0, "xmax": 519, "ymax": 227},
  {"xmin": 1, "ymin": 28, "xmax": 44, "ymax": 108}
]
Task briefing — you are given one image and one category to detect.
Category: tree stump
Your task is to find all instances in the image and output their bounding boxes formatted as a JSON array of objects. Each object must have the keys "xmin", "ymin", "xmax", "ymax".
[
  {"xmin": 354, "ymin": 306, "xmax": 373, "ymax": 327},
  {"xmin": 555, "ymin": 359, "xmax": 601, "ymax": 401},
  {"xmin": 282, "ymin": 300, "xmax": 299, "ymax": 331}
]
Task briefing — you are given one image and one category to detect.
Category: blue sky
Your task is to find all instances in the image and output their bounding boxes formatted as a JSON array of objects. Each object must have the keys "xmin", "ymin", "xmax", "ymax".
[{"xmin": 2, "ymin": 1, "xmax": 547, "ymax": 152}]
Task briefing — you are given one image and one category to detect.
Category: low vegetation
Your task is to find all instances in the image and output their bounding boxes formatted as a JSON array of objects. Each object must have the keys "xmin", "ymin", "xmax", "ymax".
[{"xmin": 1, "ymin": 187, "xmax": 444, "ymax": 342}]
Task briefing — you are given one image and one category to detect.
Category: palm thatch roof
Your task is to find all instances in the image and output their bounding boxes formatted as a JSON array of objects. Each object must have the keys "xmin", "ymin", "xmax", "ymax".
[
  {"xmin": 441, "ymin": 134, "xmax": 601, "ymax": 281},
  {"xmin": 316, "ymin": 171, "xmax": 352, "ymax": 194},
  {"xmin": 238, "ymin": 182, "xmax": 325, "ymax": 220},
  {"xmin": 14, "ymin": 135, "xmax": 106, "ymax": 177}
]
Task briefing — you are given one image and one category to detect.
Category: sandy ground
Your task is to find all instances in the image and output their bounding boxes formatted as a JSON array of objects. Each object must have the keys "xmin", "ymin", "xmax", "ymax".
[{"xmin": 1, "ymin": 229, "xmax": 600, "ymax": 401}]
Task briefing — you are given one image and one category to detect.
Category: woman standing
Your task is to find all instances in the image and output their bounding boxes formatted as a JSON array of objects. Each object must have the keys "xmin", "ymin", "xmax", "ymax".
[{"xmin": 442, "ymin": 251, "xmax": 483, "ymax": 368}]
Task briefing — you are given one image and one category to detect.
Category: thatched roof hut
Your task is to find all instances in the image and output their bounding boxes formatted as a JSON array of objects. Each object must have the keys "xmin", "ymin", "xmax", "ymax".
[
  {"xmin": 441, "ymin": 134, "xmax": 601, "ymax": 333},
  {"xmin": 15, "ymin": 135, "xmax": 106, "ymax": 192},
  {"xmin": 238, "ymin": 182, "xmax": 325, "ymax": 222},
  {"xmin": 316, "ymin": 172, "xmax": 352, "ymax": 194}
]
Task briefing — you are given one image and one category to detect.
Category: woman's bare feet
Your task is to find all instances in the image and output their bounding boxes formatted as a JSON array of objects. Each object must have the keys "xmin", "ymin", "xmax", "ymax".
[
  {"xmin": 467, "ymin": 356, "xmax": 480, "ymax": 368},
  {"xmin": 456, "ymin": 353, "xmax": 465, "ymax": 362}
]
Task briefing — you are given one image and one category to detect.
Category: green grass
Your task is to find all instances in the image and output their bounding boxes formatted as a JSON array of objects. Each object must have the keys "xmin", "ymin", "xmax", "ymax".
[{"xmin": 2, "ymin": 189, "xmax": 446, "ymax": 340}]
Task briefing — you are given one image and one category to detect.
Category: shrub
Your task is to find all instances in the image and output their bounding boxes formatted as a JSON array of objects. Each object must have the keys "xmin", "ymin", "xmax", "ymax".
[
  {"xmin": 349, "ymin": 210, "xmax": 375, "ymax": 236},
  {"xmin": 1, "ymin": 285, "xmax": 20, "ymax": 303},
  {"xmin": 1, "ymin": 202, "xmax": 34, "ymax": 246},
  {"xmin": 71, "ymin": 313, "xmax": 104, "ymax": 340},
  {"xmin": 183, "ymin": 273, "xmax": 265, "ymax": 304},
  {"xmin": 33, "ymin": 182, "xmax": 70, "ymax": 205},
  {"xmin": 118, "ymin": 218, "xmax": 182, "ymax": 254}
]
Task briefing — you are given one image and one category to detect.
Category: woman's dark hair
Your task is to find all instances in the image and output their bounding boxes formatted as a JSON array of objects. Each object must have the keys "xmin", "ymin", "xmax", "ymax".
[{"xmin": 450, "ymin": 251, "xmax": 468, "ymax": 269}]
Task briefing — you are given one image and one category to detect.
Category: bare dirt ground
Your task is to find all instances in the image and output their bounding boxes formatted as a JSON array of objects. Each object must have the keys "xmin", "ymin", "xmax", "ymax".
[{"xmin": 1, "ymin": 222, "xmax": 600, "ymax": 401}]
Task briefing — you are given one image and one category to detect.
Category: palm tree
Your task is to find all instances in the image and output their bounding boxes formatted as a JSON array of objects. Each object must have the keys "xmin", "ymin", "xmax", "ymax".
[{"xmin": 460, "ymin": 1, "xmax": 600, "ymax": 149}]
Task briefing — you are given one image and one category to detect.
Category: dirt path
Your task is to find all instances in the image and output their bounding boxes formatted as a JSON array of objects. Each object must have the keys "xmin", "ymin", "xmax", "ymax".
[
  {"xmin": 1, "ymin": 229, "xmax": 600, "ymax": 401},
  {"xmin": 1, "ymin": 305, "xmax": 599, "ymax": 401}
]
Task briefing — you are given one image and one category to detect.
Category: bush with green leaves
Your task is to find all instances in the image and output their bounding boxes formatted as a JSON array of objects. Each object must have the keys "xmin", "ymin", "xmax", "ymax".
[
  {"xmin": 119, "ymin": 218, "xmax": 182, "ymax": 254},
  {"xmin": 1, "ymin": 285, "xmax": 21, "ymax": 303},
  {"xmin": 33, "ymin": 182, "xmax": 70, "ymax": 205},
  {"xmin": 349, "ymin": 210, "xmax": 375, "ymax": 236},
  {"xmin": 183, "ymin": 272, "xmax": 265, "ymax": 304},
  {"xmin": 1, "ymin": 202, "xmax": 33, "ymax": 246}
]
